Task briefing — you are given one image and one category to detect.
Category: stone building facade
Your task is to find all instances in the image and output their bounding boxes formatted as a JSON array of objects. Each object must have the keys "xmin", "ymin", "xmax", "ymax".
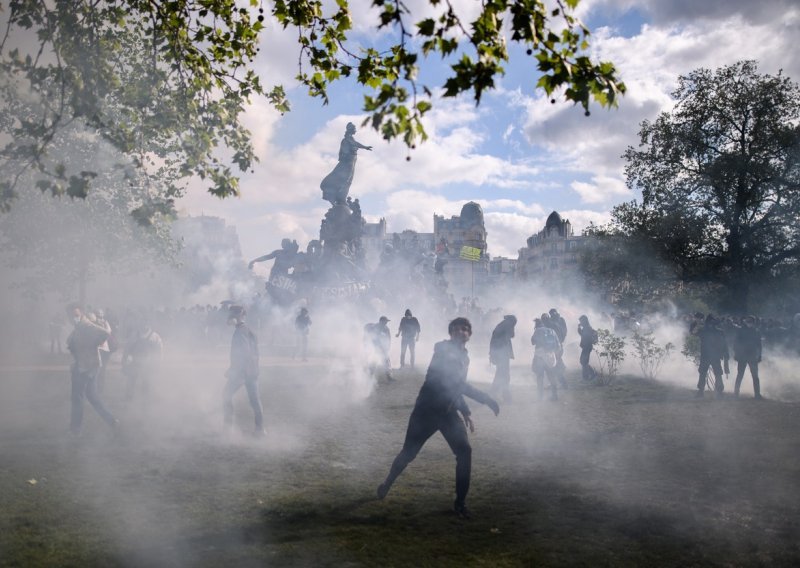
[{"xmin": 517, "ymin": 211, "xmax": 584, "ymax": 280}]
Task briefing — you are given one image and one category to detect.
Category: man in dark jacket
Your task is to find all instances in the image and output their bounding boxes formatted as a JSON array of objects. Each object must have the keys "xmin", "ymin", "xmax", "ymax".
[
  {"xmin": 733, "ymin": 315, "xmax": 763, "ymax": 400},
  {"xmin": 376, "ymin": 317, "xmax": 500, "ymax": 518},
  {"xmin": 577, "ymin": 315, "xmax": 597, "ymax": 381},
  {"xmin": 489, "ymin": 315, "xmax": 516, "ymax": 402},
  {"xmin": 396, "ymin": 309, "xmax": 421, "ymax": 369},
  {"xmin": 223, "ymin": 305, "xmax": 264, "ymax": 436},
  {"xmin": 549, "ymin": 308, "xmax": 567, "ymax": 343},
  {"xmin": 692, "ymin": 314, "xmax": 729, "ymax": 398}
]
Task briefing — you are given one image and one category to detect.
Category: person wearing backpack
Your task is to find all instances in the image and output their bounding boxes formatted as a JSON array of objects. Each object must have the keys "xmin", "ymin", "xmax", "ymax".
[
  {"xmin": 531, "ymin": 318, "xmax": 562, "ymax": 401},
  {"xmin": 542, "ymin": 312, "xmax": 568, "ymax": 390},
  {"xmin": 577, "ymin": 315, "xmax": 598, "ymax": 381}
]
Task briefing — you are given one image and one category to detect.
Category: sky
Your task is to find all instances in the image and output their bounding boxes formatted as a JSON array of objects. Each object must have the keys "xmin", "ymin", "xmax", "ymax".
[{"xmin": 177, "ymin": 0, "xmax": 800, "ymax": 269}]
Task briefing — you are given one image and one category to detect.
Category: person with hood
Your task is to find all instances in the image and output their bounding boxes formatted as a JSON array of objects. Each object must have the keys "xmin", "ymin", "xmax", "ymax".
[
  {"xmin": 376, "ymin": 317, "xmax": 500, "ymax": 518},
  {"xmin": 489, "ymin": 315, "xmax": 517, "ymax": 403},
  {"xmin": 396, "ymin": 309, "xmax": 421, "ymax": 369}
]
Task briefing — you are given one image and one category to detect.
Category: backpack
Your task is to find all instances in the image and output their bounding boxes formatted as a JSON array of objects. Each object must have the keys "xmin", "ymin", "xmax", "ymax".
[
  {"xmin": 590, "ymin": 329, "xmax": 599, "ymax": 345},
  {"xmin": 538, "ymin": 327, "xmax": 560, "ymax": 352}
]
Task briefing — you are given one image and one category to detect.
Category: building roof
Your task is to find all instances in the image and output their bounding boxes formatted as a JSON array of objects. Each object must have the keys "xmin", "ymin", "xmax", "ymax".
[{"xmin": 545, "ymin": 211, "xmax": 563, "ymax": 229}]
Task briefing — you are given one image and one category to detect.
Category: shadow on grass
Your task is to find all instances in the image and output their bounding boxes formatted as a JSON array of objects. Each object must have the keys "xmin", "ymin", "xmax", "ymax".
[{"xmin": 165, "ymin": 477, "xmax": 794, "ymax": 568}]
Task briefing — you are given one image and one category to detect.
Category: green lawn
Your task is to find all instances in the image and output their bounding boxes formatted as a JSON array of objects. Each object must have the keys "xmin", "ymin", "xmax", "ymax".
[{"xmin": 1, "ymin": 354, "xmax": 799, "ymax": 567}]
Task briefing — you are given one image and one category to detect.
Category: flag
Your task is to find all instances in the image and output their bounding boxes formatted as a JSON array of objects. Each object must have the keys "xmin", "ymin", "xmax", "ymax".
[{"xmin": 459, "ymin": 245, "xmax": 481, "ymax": 261}]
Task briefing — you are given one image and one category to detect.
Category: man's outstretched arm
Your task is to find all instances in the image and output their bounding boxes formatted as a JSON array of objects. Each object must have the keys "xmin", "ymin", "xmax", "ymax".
[{"xmin": 463, "ymin": 383, "xmax": 500, "ymax": 416}]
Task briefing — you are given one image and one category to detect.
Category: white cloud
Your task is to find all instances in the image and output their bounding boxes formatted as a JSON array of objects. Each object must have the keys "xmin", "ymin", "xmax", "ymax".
[
  {"xmin": 519, "ymin": 11, "xmax": 800, "ymax": 205},
  {"xmin": 571, "ymin": 176, "xmax": 631, "ymax": 204}
]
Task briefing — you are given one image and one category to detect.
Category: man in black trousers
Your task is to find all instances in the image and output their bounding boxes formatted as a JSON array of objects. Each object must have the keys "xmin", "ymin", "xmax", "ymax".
[
  {"xmin": 376, "ymin": 317, "xmax": 500, "ymax": 518},
  {"xmin": 733, "ymin": 315, "xmax": 763, "ymax": 400},
  {"xmin": 223, "ymin": 305, "xmax": 264, "ymax": 437}
]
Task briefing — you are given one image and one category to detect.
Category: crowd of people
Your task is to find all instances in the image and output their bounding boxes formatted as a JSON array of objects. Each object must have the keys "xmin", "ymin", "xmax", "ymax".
[{"xmin": 56, "ymin": 295, "xmax": 800, "ymax": 520}]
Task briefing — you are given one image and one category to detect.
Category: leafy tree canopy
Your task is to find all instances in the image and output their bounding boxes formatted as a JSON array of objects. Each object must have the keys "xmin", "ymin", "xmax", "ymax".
[
  {"xmin": 606, "ymin": 60, "xmax": 800, "ymax": 312},
  {"xmin": 0, "ymin": 0, "xmax": 624, "ymax": 217}
]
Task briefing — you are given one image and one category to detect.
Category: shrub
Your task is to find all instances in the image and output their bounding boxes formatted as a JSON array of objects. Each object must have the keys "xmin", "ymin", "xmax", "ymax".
[
  {"xmin": 595, "ymin": 328, "xmax": 626, "ymax": 385},
  {"xmin": 631, "ymin": 330, "xmax": 674, "ymax": 380}
]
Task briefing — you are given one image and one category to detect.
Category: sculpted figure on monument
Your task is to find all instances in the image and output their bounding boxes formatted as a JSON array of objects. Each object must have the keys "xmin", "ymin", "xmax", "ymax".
[
  {"xmin": 248, "ymin": 238, "xmax": 300, "ymax": 281},
  {"xmin": 320, "ymin": 122, "xmax": 372, "ymax": 205}
]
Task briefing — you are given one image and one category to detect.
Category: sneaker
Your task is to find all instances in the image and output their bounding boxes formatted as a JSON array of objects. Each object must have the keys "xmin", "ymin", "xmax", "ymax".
[
  {"xmin": 694, "ymin": 390, "xmax": 704, "ymax": 398},
  {"xmin": 453, "ymin": 500, "xmax": 471, "ymax": 519},
  {"xmin": 754, "ymin": 394, "xmax": 764, "ymax": 401},
  {"xmin": 254, "ymin": 427, "xmax": 266, "ymax": 438},
  {"xmin": 377, "ymin": 482, "xmax": 390, "ymax": 500}
]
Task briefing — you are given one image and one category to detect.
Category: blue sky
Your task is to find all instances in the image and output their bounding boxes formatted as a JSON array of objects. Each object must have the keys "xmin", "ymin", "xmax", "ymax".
[{"xmin": 178, "ymin": 0, "xmax": 800, "ymax": 268}]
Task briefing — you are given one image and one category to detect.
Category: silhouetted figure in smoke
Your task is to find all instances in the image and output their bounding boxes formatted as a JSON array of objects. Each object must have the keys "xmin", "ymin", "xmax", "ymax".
[
  {"xmin": 376, "ymin": 318, "xmax": 500, "ymax": 518},
  {"xmin": 248, "ymin": 238, "xmax": 300, "ymax": 281},
  {"xmin": 541, "ymin": 312, "xmax": 568, "ymax": 390},
  {"xmin": 65, "ymin": 303, "xmax": 119, "ymax": 436},
  {"xmin": 733, "ymin": 315, "xmax": 763, "ymax": 400},
  {"xmin": 549, "ymin": 308, "xmax": 567, "ymax": 343},
  {"xmin": 692, "ymin": 314, "xmax": 729, "ymax": 398},
  {"xmin": 294, "ymin": 307, "xmax": 312, "ymax": 361},
  {"xmin": 577, "ymin": 315, "xmax": 598, "ymax": 381},
  {"xmin": 223, "ymin": 305, "xmax": 264, "ymax": 437},
  {"xmin": 320, "ymin": 122, "xmax": 372, "ymax": 205},
  {"xmin": 396, "ymin": 309, "xmax": 421, "ymax": 369},
  {"xmin": 365, "ymin": 316, "xmax": 393, "ymax": 381},
  {"xmin": 121, "ymin": 317, "xmax": 163, "ymax": 401},
  {"xmin": 531, "ymin": 318, "xmax": 563, "ymax": 401},
  {"xmin": 489, "ymin": 315, "xmax": 516, "ymax": 403}
]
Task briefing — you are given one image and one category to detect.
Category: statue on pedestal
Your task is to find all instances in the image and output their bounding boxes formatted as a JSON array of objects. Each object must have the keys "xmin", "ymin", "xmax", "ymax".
[{"xmin": 320, "ymin": 122, "xmax": 372, "ymax": 205}]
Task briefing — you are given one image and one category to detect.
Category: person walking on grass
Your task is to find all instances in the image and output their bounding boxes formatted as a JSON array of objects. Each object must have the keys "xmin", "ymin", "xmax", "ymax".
[
  {"xmin": 489, "ymin": 314, "xmax": 516, "ymax": 403},
  {"xmin": 66, "ymin": 303, "xmax": 119, "ymax": 437},
  {"xmin": 222, "ymin": 305, "xmax": 265, "ymax": 437},
  {"xmin": 577, "ymin": 315, "xmax": 598, "ymax": 382},
  {"xmin": 692, "ymin": 314, "xmax": 729, "ymax": 399},
  {"xmin": 733, "ymin": 315, "xmax": 763, "ymax": 400},
  {"xmin": 531, "ymin": 318, "xmax": 563, "ymax": 401},
  {"xmin": 376, "ymin": 317, "xmax": 500, "ymax": 519},
  {"xmin": 396, "ymin": 309, "xmax": 421, "ymax": 369}
]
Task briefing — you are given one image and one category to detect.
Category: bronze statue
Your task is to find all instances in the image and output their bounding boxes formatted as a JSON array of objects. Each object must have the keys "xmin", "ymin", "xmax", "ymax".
[
  {"xmin": 320, "ymin": 122, "xmax": 372, "ymax": 205},
  {"xmin": 248, "ymin": 238, "xmax": 300, "ymax": 281}
]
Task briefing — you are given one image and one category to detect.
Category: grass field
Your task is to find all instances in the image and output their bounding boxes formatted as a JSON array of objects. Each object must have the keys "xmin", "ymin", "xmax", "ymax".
[{"xmin": 1, "ymin": 350, "xmax": 799, "ymax": 567}]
